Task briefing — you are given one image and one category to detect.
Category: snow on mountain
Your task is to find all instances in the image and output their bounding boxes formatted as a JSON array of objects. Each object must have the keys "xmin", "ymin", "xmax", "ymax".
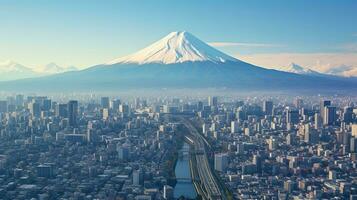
[
  {"xmin": 34, "ymin": 63, "xmax": 77, "ymax": 74},
  {"xmin": 0, "ymin": 60, "xmax": 37, "ymax": 81},
  {"xmin": 276, "ymin": 63, "xmax": 320, "ymax": 75},
  {"xmin": 0, "ymin": 60, "xmax": 33, "ymax": 73},
  {"xmin": 107, "ymin": 31, "xmax": 239, "ymax": 65},
  {"xmin": 0, "ymin": 61, "xmax": 78, "ymax": 81}
]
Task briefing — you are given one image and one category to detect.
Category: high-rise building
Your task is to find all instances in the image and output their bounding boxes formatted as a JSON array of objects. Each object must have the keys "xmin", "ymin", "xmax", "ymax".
[
  {"xmin": 320, "ymin": 100, "xmax": 331, "ymax": 119},
  {"xmin": 314, "ymin": 113, "xmax": 322, "ymax": 129},
  {"xmin": 286, "ymin": 109, "xmax": 299, "ymax": 124},
  {"xmin": 214, "ymin": 153, "xmax": 228, "ymax": 172},
  {"xmin": 0, "ymin": 101, "xmax": 7, "ymax": 113},
  {"xmin": 352, "ymin": 124, "xmax": 357, "ymax": 137},
  {"xmin": 351, "ymin": 137, "xmax": 357, "ymax": 152},
  {"xmin": 294, "ymin": 98, "xmax": 304, "ymax": 109},
  {"xmin": 68, "ymin": 100, "xmax": 78, "ymax": 127},
  {"xmin": 56, "ymin": 104, "xmax": 68, "ymax": 117},
  {"xmin": 42, "ymin": 99, "xmax": 52, "ymax": 111},
  {"xmin": 323, "ymin": 106, "xmax": 336, "ymax": 125},
  {"xmin": 101, "ymin": 97, "xmax": 110, "ymax": 109},
  {"xmin": 268, "ymin": 137, "xmax": 277, "ymax": 150},
  {"xmin": 29, "ymin": 102, "xmax": 41, "ymax": 118},
  {"xmin": 263, "ymin": 101, "xmax": 273, "ymax": 115},
  {"xmin": 253, "ymin": 154, "xmax": 262, "ymax": 173},
  {"xmin": 197, "ymin": 101, "xmax": 203, "ymax": 111},
  {"xmin": 132, "ymin": 169, "xmax": 144, "ymax": 185},
  {"xmin": 117, "ymin": 145, "xmax": 129, "ymax": 160},
  {"xmin": 102, "ymin": 108, "xmax": 109, "ymax": 120},
  {"xmin": 342, "ymin": 106, "xmax": 353, "ymax": 123},
  {"xmin": 231, "ymin": 121, "xmax": 238, "ymax": 133},
  {"xmin": 15, "ymin": 94, "xmax": 24, "ymax": 106},
  {"xmin": 208, "ymin": 96, "xmax": 218, "ymax": 107},
  {"xmin": 119, "ymin": 104, "xmax": 130, "ymax": 115},
  {"xmin": 111, "ymin": 99, "xmax": 121, "ymax": 110},
  {"xmin": 304, "ymin": 126, "xmax": 319, "ymax": 144}
]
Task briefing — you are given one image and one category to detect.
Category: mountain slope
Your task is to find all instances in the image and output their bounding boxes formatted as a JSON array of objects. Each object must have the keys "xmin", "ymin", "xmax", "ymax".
[
  {"xmin": 107, "ymin": 31, "xmax": 238, "ymax": 65},
  {"xmin": 1, "ymin": 31, "xmax": 357, "ymax": 92},
  {"xmin": 34, "ymin": 63, "xmax": 78, "ymax": 74},
  {"xmin": 0, "ymin": 61, "xmax": 38, "ymax": 81},
  {"xmin": 277, "ymin": 63, "xmax": 321, "ymax": 75}
]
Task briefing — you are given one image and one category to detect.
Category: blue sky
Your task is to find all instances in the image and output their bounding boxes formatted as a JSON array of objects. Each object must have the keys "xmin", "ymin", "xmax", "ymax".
[{"xmin": 0, "ymin": 0, "xmax": 357, "ymax": 70}]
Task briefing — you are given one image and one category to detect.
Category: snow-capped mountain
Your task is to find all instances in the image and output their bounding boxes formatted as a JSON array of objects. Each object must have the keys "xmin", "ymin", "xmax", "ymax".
[
  {"xmin": 0, "ymin": 60, "xmax": 33, "ymax": 73},
  {"xmin": 276, "ymin": 63, "xmax": 320, "ymax": 75},
  {"xmin": 2, "ymin": 31, "xmax": 357, "ymax": 92},
  {"xmin": 34, "ymin": 63, "xmax": 77, "ymax": 74},
  {"xmin": 0, "ymin": 60, "xmax": 37, "ymax": 81},
  {"xmin": 107, "ymin": 31, "xmax": 238, "ymax": 65},
  {"xmin": 0, "ymin": 61, "xmax": 77, "ymax": 81}
]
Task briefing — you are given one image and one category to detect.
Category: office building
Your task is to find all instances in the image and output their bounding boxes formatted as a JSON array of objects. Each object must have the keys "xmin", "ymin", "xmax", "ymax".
[
  {"xmin": 214, "ymin": 153, "xmax": 228, "ymax": 172},
  {"xmin": 263, "ymin": 101, "xmax": 273, "ymax": 115},
  {"xmin": 286, "ymin": 109, "xmax": 299, "ymax": 124},
  {"xmin": 208, "ymin": 96, "xmax": 218, "ymax": 107},
  {"xmin": 68, "ymin": 100, "xmax": 78, "ymax": 127},
  {"xmin": 29, "ymin": 102, "xmax": 41, "ymax": 118},
  {"xmin": 101, "ymin": 97, "xmax": 110, "ymax": 109},
  {"xmin": 352, "ymin": 124, "xmax": 357, "ymax": 137},
  {"xmin": 323, "ymin": 106, "xmax": 336, "ymax": 125}
]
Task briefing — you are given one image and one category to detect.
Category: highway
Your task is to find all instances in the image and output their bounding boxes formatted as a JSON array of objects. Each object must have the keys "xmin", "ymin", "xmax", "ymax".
[{"xmin": 174, "ymin": 115, "xmax": 225, "ymax": 200}]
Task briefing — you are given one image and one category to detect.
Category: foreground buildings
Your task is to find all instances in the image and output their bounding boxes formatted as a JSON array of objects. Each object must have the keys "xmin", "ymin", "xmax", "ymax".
[{"xmin": 0, "ymin": 94, "xmax": 356, "ymax": 199}]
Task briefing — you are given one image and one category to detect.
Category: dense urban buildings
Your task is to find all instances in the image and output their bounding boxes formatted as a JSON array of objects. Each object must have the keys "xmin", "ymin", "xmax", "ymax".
[{"xmin": 0, "ymin": 93, "xmax": 356, "ymax": 199}]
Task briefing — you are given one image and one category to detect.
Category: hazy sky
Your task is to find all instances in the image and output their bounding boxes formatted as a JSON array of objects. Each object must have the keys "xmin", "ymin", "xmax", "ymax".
[{"xmin": 1, "ymin": 0, "xmax": 357, "ymax": 71}]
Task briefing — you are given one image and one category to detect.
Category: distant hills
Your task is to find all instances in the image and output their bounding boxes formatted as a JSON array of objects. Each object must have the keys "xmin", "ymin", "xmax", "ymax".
[
  {"xmin": 0, "ymin": 61, "xmax": 77, "ymax": 81},
  {"xmin": 1, "ymin": 31, "xmax": 357, "ymax": 93}
]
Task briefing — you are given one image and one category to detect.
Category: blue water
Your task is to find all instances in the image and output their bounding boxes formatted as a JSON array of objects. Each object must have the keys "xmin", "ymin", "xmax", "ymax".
[{"xmin": 174, "ymin": 142, "xmax": 197, "ymax": 199}]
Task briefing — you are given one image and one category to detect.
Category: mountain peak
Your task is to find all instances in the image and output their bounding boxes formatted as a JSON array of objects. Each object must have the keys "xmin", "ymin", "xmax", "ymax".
[
  {"xmin": 107, "ymin": 31, "xmax": 238, "ymax": 65},
  {"xmin": 277, "ymin": 63, "xmax": 320, "ymax": 75}
]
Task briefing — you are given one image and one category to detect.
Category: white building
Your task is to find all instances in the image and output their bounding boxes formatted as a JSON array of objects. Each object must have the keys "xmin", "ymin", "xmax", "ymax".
[{"xmin": 214, "ymin": 153, "xmax": 228, "ymax": 172}]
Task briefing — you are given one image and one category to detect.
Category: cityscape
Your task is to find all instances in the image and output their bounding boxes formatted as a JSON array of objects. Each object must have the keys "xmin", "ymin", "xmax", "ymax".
[
  {"xmin": 1, "ymin": 1, "xmax": 357, "ymax": 200},
  {"xmin": 0, "ymin": 94, "xmax": 356, "ymax": 199}
]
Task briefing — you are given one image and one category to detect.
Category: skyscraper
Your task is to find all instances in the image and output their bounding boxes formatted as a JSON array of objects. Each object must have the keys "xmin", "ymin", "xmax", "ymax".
[
  {"xmin": 29, "ymin": 102, "xmax": 41, "ymax": 118},
  {"xmin": 0, "ymin": 101, "xmax": 7, "ymax": 113},
  {"xmin": 294, "ymin": 98, "xmax": 304, "ymax": 109},
  {"xmin": 286, "ymin": 109, "xmax": 299, "ymax": 124},
  {"xmin": 231, "ymin": 121, "xmax": 238, "ymax": 133},
  {"xmin": 314, "ymin": 113, "xmax": 322, "ymax": 129},
  {"xmin": 320, "ymin": 100, "xmax": 331, "ymax": 120},
  {"xmin": 56, "ymin": 104, "xmax": 68, "ymax": 118},
  {"xmin": 352, "ymin": 124, "xmax": 357, "ymax": 137},
  {"xmin": 101, "ymin": 97, "xmax": 110, "ymax": 109},
  {"xmin": 214, "ymin": 153, "xmax": 228, "ymax": 172},
  {"xmin": 68, "ymin": 100, "xmax": 78, "ymax": 127},
  {"xmin": 132, "ymin": 169, "xmax": 144, "ymax": 185},
  {"xmin": 208, "ymin": 96, "xmax": 218, "ymax": 107},
  {"xmin": 323, "ymin": 106, "xmax": 336, "ymax": 125},
  {"xmin": 42, "ymin": 99, "xmax": 52, "ymax": 111},
  {"xmin": 263, "ymin": 101, "xmax": 273, "ymax": 115}
]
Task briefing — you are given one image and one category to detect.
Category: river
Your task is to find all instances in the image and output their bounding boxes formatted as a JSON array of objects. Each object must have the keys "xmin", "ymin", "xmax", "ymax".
[{"xmin": 174, "ymin": 142, "xmax": 197, "ymax": 199}]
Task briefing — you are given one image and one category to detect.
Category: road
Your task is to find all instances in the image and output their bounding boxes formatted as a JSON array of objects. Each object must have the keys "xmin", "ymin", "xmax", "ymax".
[{"xmin": 173, "ymin": 115, "xmax": 225, "ymax": 200}]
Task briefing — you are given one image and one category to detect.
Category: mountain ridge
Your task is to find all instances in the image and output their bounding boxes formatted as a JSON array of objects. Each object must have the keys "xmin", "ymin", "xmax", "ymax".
[{"xmin": 1, "ymin": 31, "xmax": 357, "ymax": 92}]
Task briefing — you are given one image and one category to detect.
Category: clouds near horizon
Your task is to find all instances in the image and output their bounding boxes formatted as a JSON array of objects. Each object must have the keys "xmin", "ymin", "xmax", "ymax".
[{"xmin": 236, "ymin": 52, "xmax": 357, "ymax": 77}]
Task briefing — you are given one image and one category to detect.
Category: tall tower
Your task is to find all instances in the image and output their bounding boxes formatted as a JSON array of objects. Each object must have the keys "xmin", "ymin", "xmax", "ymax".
[
  {"xmin": 101, "ymin": 97, "xmax": 110, "ymax": 109},
  {"xmin": 68, "ymin": 100, "xmax": 78, "ymax": 127},
  {"xmin": 263, "ymin": 101, "xmax": 273, "ymax": 115},
  {"xmin": 323, "ymin": 106, "xmax": 336, "ymax": 125},
  {"xmin": 208, "ymin": 96, "xmax": 218, "ymax": 107},
  {"xmin": 320, "ymin": 100, "xmax": 331, "ymax": 120}
]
